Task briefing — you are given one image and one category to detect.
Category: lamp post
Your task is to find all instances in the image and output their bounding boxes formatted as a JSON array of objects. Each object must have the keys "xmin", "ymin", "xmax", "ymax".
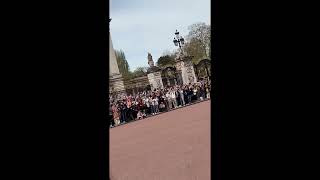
[
  {"xmin": 173, "ymin": 30, "xmax": 186, "ymax": 85},
  {"xmin": 173, "ymin": 30, "xmax": 185, "ymax": 54}
]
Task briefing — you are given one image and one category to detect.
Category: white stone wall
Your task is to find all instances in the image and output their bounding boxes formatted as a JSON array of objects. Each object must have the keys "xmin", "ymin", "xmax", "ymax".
[
  {"xmin": 180, "ymin": 61, "xmax": 197, "ymax": 85},
  {"xmin": 147, "ymin": 72, "xmax": 164, "ymax": 90}
]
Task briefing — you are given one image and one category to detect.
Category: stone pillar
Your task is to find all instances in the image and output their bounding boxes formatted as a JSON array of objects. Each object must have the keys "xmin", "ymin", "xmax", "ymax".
[
  {"xmin": 147, "ymin": 71, "xmax": 164, "ymax": 91},
  {"xmin": 176, "ymin": 56, "xmax": 197, "ymax": 85},
  {"xmin": 109, "ymin": 74, "xmax": 125, "ymax": 94}
]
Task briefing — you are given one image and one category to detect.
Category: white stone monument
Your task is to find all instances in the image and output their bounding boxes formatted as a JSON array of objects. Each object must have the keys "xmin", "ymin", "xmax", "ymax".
[{"xmin": 109, "ymin": 19, "xmax": 125, "ymax": 94}]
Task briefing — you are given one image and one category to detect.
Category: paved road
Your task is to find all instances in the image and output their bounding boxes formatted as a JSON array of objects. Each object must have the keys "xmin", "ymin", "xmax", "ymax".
[{"xmin": 110, "ymin": 100, "xmax": 211, "ymax": 180}]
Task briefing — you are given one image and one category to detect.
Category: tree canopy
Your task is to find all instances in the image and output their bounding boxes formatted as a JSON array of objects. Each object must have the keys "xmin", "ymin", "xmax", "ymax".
[
  {"xmin": 114, "ymin": 49, "xmax": 132, "ymax": 80},
  {"xmin": 157, "ymin": 54, "xmax": 175, "ymax": 68},
  {"xmin": 156, "ymin": 22, "xmax": 211, "ymax": 66},
  {"xmin": 114, "ymin": 49, "xmax": 149, "ymax": 80},
  {"xmin": 183, "ymin": 22, "xmax": 211, "ymax": 64},
  {"xmin": 131, "ymin": 66, "xmax": 148, "ymax": 78}
]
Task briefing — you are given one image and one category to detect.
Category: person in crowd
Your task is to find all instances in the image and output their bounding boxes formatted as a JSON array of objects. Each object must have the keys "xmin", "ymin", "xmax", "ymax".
[
  {"xmin": 206, "ymin": 85, "xmax": 210, "ymax": 99},
  {"xmin": 137, "ymin": 96, "xmax": 144, "ymax": 116},
  {"xmin": 202, "ymin": 84, "xmax": 207, "ymax": 100},
  {"xmin": 138, "ymin": 95, "xmax": 145, "ymax": 119},
  {"xmin": 153, "ymin": 96, "xmax": 159, "ymax": 114},
  {"xmin": 136, "ymin": 109, "xmax": 143, "ymax": 120},
  {"xmin": 162, "ymin": 91, "xmax": 169, "ymax": 111},
  {"xmin": 196, "ymin": 85, "xmax": 201, "ymax": 100},
  {"xmin": 127, "ymin": 95, "xmax": 132, "ymax": 109},
  {"xmin": 144, "ymin": 95, "xmax": 150, "ymax": 115},
  {"xmin": 175, "ymin": 87, "xmax": 181, "ymax": 107},
  {"xmin": 170, "ymin": 88, "xmax": 177, "ymax": 108},
  {"xmin": 183, "ymin": 86, "xmax": 189, "ymax": 104},
  {"xmin": 201, "ymin": 84, "xmax": 206, "ymax": 100},
  {"xmin": 131, "ymin": 100, "xmax": 138, "ymax": 120},
  {"xmin": 179, "ymin": 87, "xmax": 185, "ymax": 106},
  {"xmin": 112, "ymin": 103, "xmax": 120, "ymax": 126},
  {"xmin": 119, "ymin": 102, "xmax": 126, "ymax": 124},
  {"xmin": 156, "ymin": 89, "xmax": 160, "ymax": 98},
  {"xmin": 166, "ymin": 90, "xmax": 172, "ymax": 110},
  {"xmin": 159, "ymin": 101, "xmax": 166, "ymax": 112},
  {"xmin": 109, "ymin": 103, "xmax": 114, "ymax": 127},
  {"xmin": 138, "ymin": 96, "xmax": 143, "ymax": 106},
  {"xmin": 141, "ymin": 106, "xmax": 147, "ymax": 118},
  {"xmin": 188, "ymin": 86, "xmax": 193, "ymax": 103},
  {"xmin": 149, "ymin": 96, "xmax": 155, "ymax": 115},
  {"xmin": 128, "ymin": 98, "xmax": 135, "ymax": 121},
  {"xmin": 108, "ymin": 81, "xmax": 211, "ymax": 127},
  {"xmin": 193, "ymin": 86, "xmax": 198, "ymax": 101}
]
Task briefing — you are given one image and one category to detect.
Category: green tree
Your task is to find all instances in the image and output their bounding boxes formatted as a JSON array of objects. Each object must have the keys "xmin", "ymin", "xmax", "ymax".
[
  {"xmin": 131, "ymin": 66, "xmax": 148, "ymax": 78},
  {"xmin": 114, "ymin": 49, "xmax": 131, "ymax": 79},
  {"xmin": 184, "ymin": 22, "xmax": 211, "ymax": 63},
  {"xmin": 183, "ymin": 38, "xmax": 207, "ymax": 64},
  {"xmin": 157, "ymin": 55, "xmax": 175, "ymax": 68}
]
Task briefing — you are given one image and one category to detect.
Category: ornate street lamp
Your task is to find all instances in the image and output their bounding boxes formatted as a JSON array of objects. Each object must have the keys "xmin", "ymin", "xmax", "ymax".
[
  {"xmin": 172, "ymin": 29, "xmax": 187, "ymax": 85},
  {"xmin": 173, "ymin": 30, "xmax": 185, "ymax": 50}
]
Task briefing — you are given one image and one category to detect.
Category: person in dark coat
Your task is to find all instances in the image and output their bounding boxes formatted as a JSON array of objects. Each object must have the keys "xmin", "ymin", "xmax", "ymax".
[
  {"xmin": 120, "ymin": 102, "xmax": 127, "ymax": 123},
  {"xmin": 183, "ymin": 86, "xmax": 189, "ymax": 104},
  {"xmin": 188, "ymin": 86, "xmax": 193, "ymax": 103}
]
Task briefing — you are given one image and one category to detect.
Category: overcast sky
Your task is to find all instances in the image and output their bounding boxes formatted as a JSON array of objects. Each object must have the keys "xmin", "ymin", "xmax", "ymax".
[{"xmin": 110, "ymin": 0, "xmax": 210, "ymax": 71}]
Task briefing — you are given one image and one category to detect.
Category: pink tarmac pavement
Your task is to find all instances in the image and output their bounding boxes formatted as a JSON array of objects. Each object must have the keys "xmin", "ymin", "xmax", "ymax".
[{"xmin": 110, "ymin": 100, "xmax": 211, "ymax": 180}]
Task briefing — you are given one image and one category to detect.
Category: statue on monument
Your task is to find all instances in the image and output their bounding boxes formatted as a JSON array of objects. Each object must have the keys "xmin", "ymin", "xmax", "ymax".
[
  {"xmin": 146, "ymin": 52, "xmax": 161, "ymax": 74},
  {"xmin": 147, "ymin": 53, "xmax": 154, "ymax": 67}
]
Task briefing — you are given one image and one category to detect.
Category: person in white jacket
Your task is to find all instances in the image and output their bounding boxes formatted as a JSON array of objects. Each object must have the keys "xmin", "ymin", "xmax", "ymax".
[
  {"xmin": 153, "ymin": 96, "xmax": 159, "ymax": 114},
  {"xmin": 170, "ymin": 89, "xmax": 177, "ymax": 108},
  {"xmin": 166, "ymin": 91, "xmax": 172, "ymax": 110},
  {"xmin": 149, "ymin": 96, "xmax": 155, "ymax": 115}
]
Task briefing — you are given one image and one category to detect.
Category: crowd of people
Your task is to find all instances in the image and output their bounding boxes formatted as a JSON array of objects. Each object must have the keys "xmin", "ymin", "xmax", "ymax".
[{"xmin": 109, "ymin": 80, "xmax": 211, "ymax": 127}]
